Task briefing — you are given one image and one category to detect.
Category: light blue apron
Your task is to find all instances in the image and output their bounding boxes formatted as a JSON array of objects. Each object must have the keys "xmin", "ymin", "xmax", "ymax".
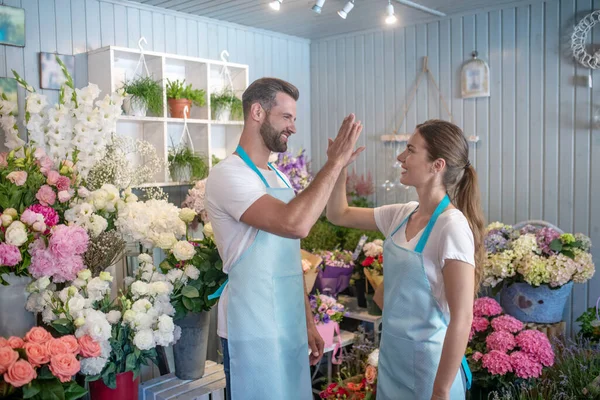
[
  {"xmin": 377, "ymin": 194, "xmax": 472, "ymax": 400},
  {"xmin": 208, "ymin": 146, "xmax": 312, "ymax": 400}
]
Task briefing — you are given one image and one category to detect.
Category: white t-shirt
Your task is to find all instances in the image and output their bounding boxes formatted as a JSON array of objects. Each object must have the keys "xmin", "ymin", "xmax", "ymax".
[
  {"xmin": 205, "ymin": 154, "xmax": 292, "ymax": 339},
  {"xmin": 374, "ymin": 201, "xmax": 475, "ymax": 320}
]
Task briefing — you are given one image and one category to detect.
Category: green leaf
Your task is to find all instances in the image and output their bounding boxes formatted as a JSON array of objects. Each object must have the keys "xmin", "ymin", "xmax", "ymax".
[
  {"xmin": 182, "ymin": 296, "xmax": 196, "ymax": 311},
  {"xmin": 550, "ymin": 238, "xmax": 563, "ymax": 252},
  {"xmin": 562, "ymin": 249, "xmax": 575, "ymax": 260},
  {"xmin": 181, "ymin": 285, "xmax": 199, "ymax": 298},
  {"xmin": 38, "ymin": 366, "xmax": 55, "ymax": 380},
  {"xmin": 134, "ymin": 347, "xmax": 141, "ymax": 358},
  {"xmin": 22, "ymin": 382, "xmax": 41, "ymax": 399},
  {"xmin": 64, "ymin": 382, "xmax": 87, "ymax": 400},
  {"xmin": 126, "ymin": 353, "xmax": 137, "ymax": 372},
  {"xmin": 84, "ymin": 374, "xmax": 101, "ymax": 383},
  {"xmin": 53, "ymin": 318, "xmax": 70, "ymax": 326},
  {"xmin": 37, "ymin": 379, "xmax": 65, "ymax": 400}
]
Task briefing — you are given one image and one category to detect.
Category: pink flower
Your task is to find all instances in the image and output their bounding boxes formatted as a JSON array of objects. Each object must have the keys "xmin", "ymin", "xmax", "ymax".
[
  {"xmin": 55, "ymin": 176, "xmax": 71, "ymax": 191},
  {"xmin": 28, "ymin": 240, "xmax": 57, "ymax": 280},
  {"xmin": 482, "ymin": 350, "xmax": 513, "ymax": 375},
  {"xmin": 0, "ymin": 243, "xmax": 22, "ymax": 267},
  {"xmin": 20, "ymin": 209, "xmax": 43, "ymax": 226},
  {"xmin": 473, "ymin": 297, "xmax": 503, "ymax": 318},
  {"xmin": 49, "ymin": 225, "xmax": 89, "ymax": 257},
  {"xmin": 0, "ymin": 153, "xmax": 7, "ymax": 168},
  {"xmin": 33, "ymin": 148, "xmax": 46, "ymax": 160},
  {"xmin": 472, "ymin": 351, "xmax": 483, "ymax": 362},
  {"xmin": 27, "ymin": 204, "xmax": 58, "ymax": 227},
  {"xmin": 54, "ymin": 256, "xmax": 84, "ymax": 283},
  {"xmin": 491, "ymin": 315, "xmax": 524, "ymax": 334},
  {"xmin": 472, "ymin": 317, "xmax": 490, "ymax": 333},
  {"xmin": 3, "ymin": 360, "xmax": 36, "ymax": 387},
  {"xmin": 39, "ymin": 157, "xmax": 54, "ymax": 175},
  {"xmin": 46, "ymin": 170, "xmax": 60, "ymax": 186},
  {"xmin": 515, "ymin": 330, "xmax": 554, "ymax": 367},
  {"xmin": 7, "ymin": 337, "xmax": 24, "ymax": 349},
  {"xmin": 36, "ymin": 185, "xmax": 56, "ymax": 206},
  {"xmin": 486, "ymin": 331, "xmax": 517, "ymax": 353},
  {"xmin": 6, "ymin": 171, "xmax": 27, "ymax": 186},
  {"xmin": 510, "ymin": 351, "xmax": 543, "ymax": 379},
  {"xmin": 326, "ymin": 309, "xmax": 336, "ymax": 316},
  {"xmin": 57, "ymin": 190, "xmax": 71, "ymax": 203}
]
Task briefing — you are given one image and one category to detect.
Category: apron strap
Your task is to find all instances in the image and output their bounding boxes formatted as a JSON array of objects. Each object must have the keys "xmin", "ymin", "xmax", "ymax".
[
  {"xmin": 268, "ymin": 162, "xmax": 291, "ymax": 189},
  {"xmin": 236, "ymin": 145, "xmax": 270, "ymax": 188},
  {"xmin": 208, "ymin": 279, "xmax": 228, "ymax": 300},
  {"xmin": 414, "ymin": 194, "xmax": 450, "ymax": 253},
  {"xmin": 389, "ymin": 206, "xmax": 419, "ymax": 239},
  {"xmin": 461, "ymin": 355, "xmax": 472, "ymax": 389}
]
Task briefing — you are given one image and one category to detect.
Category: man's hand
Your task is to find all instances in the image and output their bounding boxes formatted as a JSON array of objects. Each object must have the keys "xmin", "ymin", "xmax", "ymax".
[
  {"xmin": 307, "ymin": 323, "xmax": 325, "ymax": 366},
  {"xmin": 326, "ymin": 114, "xmax": 365, "ymax": 168}
]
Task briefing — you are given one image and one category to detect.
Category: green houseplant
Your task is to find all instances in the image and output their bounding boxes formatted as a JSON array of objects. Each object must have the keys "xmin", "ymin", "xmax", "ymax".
[
  {"xmin": 166, "ymin": 79, "xmax": 206, "ymax": 119},
  {"xmin": 210, "ymin": 88, "xmax": 243, "ymax": 121},
  {"xmin": 168, "ymin": 145, "xmax": 209, "ymax": 183},
  {"xmin": 121, "ymin": 76, "xmax": 163, "ymax": 117}
]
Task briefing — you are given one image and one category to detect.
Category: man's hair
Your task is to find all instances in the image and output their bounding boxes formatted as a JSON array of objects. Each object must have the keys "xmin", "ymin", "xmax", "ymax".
[{"xmin": 242, "ymin": 78, "xmax": 299, "ymax": 120}]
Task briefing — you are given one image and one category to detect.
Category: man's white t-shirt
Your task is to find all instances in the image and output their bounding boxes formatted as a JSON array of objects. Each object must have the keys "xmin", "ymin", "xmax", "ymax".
[
  {"xmin": 374, "ymin": 202, "xmax": 475, "ymax": 320},
  {"xmin": 205, "ymin": 154, "xmax": 292, "ymax": 339}
]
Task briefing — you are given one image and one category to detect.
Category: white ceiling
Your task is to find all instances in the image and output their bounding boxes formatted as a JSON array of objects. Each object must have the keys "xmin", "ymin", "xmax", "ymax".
[{"xmin": 130, "ymin": 0, "xmax": 537, "ymax": 40}]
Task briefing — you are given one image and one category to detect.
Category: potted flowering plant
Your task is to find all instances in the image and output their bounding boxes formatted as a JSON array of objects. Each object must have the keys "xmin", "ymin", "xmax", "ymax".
[
  {"xmin": 483, "ymin": 222, "xmax": 595, "ymax": 323},
  {"xmin": 466, "ymin": 297, "xmax": 555, "ymax": 397},
  {"xmin": 310, "ymin": 292, "xmax": 346, "ymax": 354},
  {"xmin": 272, "ymin": 149, "xmax": 313, "ymax": 194},
  {"xmin": 314, "ymin": 250, "xmax": 354, "ymax": 298}
]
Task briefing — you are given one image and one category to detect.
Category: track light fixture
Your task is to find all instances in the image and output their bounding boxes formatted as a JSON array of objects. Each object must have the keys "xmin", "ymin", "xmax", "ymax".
[
  {"xmin": 338, "ymin": 0, "xmax": 355, "ymax": 19},
  {"xmin": 312, "ymin": 0, "xmax": 326, "ymax": 14},
  {"xmin": 385, "ymin": 1, "xmax": 397, "ymax": 24},
  {"xmin": 269, "ymin": 0, "xmax": 282, "ymax": 11}
]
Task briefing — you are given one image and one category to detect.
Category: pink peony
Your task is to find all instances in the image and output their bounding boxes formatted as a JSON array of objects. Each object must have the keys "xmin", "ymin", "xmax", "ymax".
[
  {"xmin": 491, "ymin": 315, "xmax": 524, "ymax": 333},
  {"xmin": 36, "ymin": 185, "xmax": 56, "ymax": 206},
  {"xmin": 0, "ymin": 153, "xmax": 7, "ymax": 168},
  {"xmin": 474, "ymin": 297, "xmax": 503, "ymax": 318},
  {"xmin": 515, "ymin": 330, "xmax": 554, "ymax": 367},
  {"xmin": 6, "ymin": 171, "xmax": 27, "ymax": 186},
  {"xmin": 46, "ymin": 170, "xmax": 60, "ymax": 186},
  {"xmin": 53, "ymin": 256, "xmax": 84, "ymax": 283},
  {"xmin": 472, "ymin": 351, "xmax": 483, "ymax": 362},
  {"xmin": 49, "ymin": 225, "xmax": 89, "ymax": 257},
  {"xmin": 55, "ymin": 176, "xmax": 71, "ymax": 192},
  {"xmin": 0, "ymin": 243, "xmax": 22, "ymax": 267},
  {"xmin": 486, "ymin": 331, "xmax": 517, "ymax": 353},
  {"xmin": 20, "ymin": 209, "xmax": 43, "ymax": 226},
  {"xmin": 482, "ymin": 350, "xmax": 513, "ymax": 375},
  {"xmin": 509, "ymin": 351, "xmax": 543, "ymax": 379},
  {"xmin": 27, "ymin": 204, "xmax": 58, "ymax": 227},
  {"xmin": 472, "ymin": 317, "xmax": 490, "ymax": 333},
  {"xmin": 28, "ymin": 240, "xmax": 57, "ymax": 280}
]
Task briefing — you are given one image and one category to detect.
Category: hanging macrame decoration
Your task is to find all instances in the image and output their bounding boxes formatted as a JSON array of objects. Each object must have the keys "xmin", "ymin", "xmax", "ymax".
[
  {"xmin": 461, "ymin": 51, "xmax": 490, "ymax": 98},
  {"xmin": 571, "ymin": 10, "xmax": 600, "ymax": 69}
]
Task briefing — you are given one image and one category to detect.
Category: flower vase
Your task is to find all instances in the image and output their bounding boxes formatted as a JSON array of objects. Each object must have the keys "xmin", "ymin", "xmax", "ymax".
[
  {"xmin": 172, "ymin": 312, "xmax": 210, "ymax": 380},
  {"xmin": 500, "ymin": 281, "xmax": 573, "ymax": 324},
  {"xmin": 122, "ymin": 96, "xmax": 148, "ymax": 117},
  {"xmin": 365, "ymin": 294, "xmax": 382, "ymax": 316},
  {"xmin": 0, "ymin": 274, "xmax": 36, "ymax": 338},
  {"xmin": 89, "ymin": 371, "xmax": 139, "ymax": 400}
]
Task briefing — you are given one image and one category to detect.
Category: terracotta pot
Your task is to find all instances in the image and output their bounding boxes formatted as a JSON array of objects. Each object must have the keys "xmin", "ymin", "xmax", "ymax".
[
  {"xmin": 168, "ymin": 98, "xmax": 192, "ymax": 118},
  {"xmin": 89, "ymin": 371, "xmax": 139, "ymax": 400}
]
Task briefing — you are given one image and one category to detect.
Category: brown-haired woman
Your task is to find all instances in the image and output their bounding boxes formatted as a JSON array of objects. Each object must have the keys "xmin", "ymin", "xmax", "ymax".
[{"xmin": 326, "ymin": 119, "xmax": 485, "ymax": 400}]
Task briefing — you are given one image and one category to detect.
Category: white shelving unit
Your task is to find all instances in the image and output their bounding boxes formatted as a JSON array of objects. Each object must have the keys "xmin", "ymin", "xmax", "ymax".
[{"xmin": 87, "ymin": 46, "xmax": 249, "ymax": 185}]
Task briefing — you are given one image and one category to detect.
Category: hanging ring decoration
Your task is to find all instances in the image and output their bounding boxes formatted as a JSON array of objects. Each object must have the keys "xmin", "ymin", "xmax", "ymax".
[
  {"xmin": 571, "ymin": 10, "xmax": 600, "ymax": 69},
  {"xmin": 133, "ymin": 36, "xmax": 150, "ymax": 77}
]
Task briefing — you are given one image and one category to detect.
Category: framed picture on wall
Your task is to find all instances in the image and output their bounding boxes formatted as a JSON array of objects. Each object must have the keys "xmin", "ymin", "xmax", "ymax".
[
  {"xmin": 39, "ymin": 52, "xmax": 75, "ymax": 90},
  {"xmin": 0, "ymin": 77, "xmax": 18, "ymax": 104},
  {"xmin": 461, "ymin": 51, "xmax": 490, "ymax": 99},
  {"xmin": 0, "ymin": 5, "xmax": 25, "ymax": 47}
]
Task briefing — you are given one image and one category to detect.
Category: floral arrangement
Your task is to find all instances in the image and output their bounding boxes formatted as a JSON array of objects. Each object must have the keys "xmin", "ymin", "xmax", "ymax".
[
  {"xmin": 309, "ymin": 292, "xmax": 346, "ymax": 325},
  {"xmin": 318, "ymin": 250, "xmax": 354, "ymax": 271},
  {"xmin": 273, "ymin": 149, "xmax": 312, "ymax": 193},
  {"xmin": 360, "ymin": 239, "xmax": 384, "ymax": 276},
  {"xmin": 181, "ymin": 178, "xmax": 208, "ymax": 229},
  {"xmin": 346, "ymin": 168, "xmax": 374, "ymax": 208},
  {"xmin": 320, "ymin": 347, "xmax": 378, "ymax": 400},
  {"xmin": 482, "ymin": 222, "xmax": 595, "ymax": 290},
  {"xmin": 467, "ymin": 297, "xmax": 555, "ymax": 388},
  {"xmin": 0, "ymin": 327, "xmax": 95, "ymax": 400},
  {"xmin": 314, "ymin": 249, "xmax": 355, "ymax": 297}
]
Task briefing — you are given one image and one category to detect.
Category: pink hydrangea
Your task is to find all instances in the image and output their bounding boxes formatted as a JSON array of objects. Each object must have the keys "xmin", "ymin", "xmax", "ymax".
[
  {"xmin": 36, "ymin": 185, "xmax": 56, "ymax": 206},
  {"xmin": 0, "ymin": 243, "xmax": 22, "ymax": 267},
  {"xmin": 472, "ymin": 351, "xmax": 483, "ymax": 362},
  {"xmin": 486, "ymin": 331, "xmax": 517, "ymax": 353},
  {"xmin": 482, "ymin": 350, "xmax": 513, "ymax": 375},
  {"xmin": 491, "ymin": 315, "xmax": 524, "ymax": 334},
  {"xmin": 473, "ymin": 297, "xmax": 503, "ymax": 318},
  {"xmin": 472, "ymin": 317, "xmax": 490, "ymax": 333},
  {"xmin": 509, "ymin": 351, "xmax": 543, "ymax": 379},
  {"xmin": 27, "ymin": 205, "xmax": 58, "ymax": 227},
  {"xmin": 515, "ymin": 330, "xmax": 554, "ymax": 367}
]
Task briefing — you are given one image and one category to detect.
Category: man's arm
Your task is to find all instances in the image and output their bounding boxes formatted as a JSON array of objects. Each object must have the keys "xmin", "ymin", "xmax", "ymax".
[{"xmin": 304, "ymin": 275, "xmax": 324, "ymax": 365}]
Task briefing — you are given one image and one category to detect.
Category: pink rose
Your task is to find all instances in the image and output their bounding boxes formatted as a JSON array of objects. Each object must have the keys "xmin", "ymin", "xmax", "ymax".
[
  {"xmin": 24, "ymin": 327, "xmax": 52, "ymax": 345},
  {"xmin": 0, "ymin": 153, "xmax": 7, "ymax": 168},
  {"xmin": 326, "ymin": 309, "xmax": 336, "ymax": 316},
  {"xmin": 49, "ymin": 353, "xmax": 80, "ymax": 383},
  {"xmin": 0, "ymin": 338, "xmax": 8, "ymax": 347},
  {"xmin": 6, "ymin": 171, "xmax": 27, "ymax": 186},
  {"xmin": 3, "ymin": 360, "xmax": 36, "ymax": 387},
  {"xmin": 0, "ymin": 243, "xmax": 22, "ymax": 267},
  {"xmin": 6, "ymin": 337, "xmax": 24, "ymax": 349},
  {"xmin": 56, "ymin": 176, "xmax": 71, "ymax": 191},
  {"xmin": 24, "ymin": 342, "xmax": 50, "ymax": 368},
  {"xmin": 36, "ymin": 185, "xmax": 56, "ymax": 206},
  {"xmin": 57, "ymin": 190, "xmax": 72, "ymax": 203},
  {"xmin": 45, "ymin": 338, "xmax": 69, "ymax": 357},
  {"xmin": 60, "ymin": 336, "xmax": 79, "ymax": 355},
  {"xmin": 46, "ymin": 170, "xmax": 60, "ymax": 186},
  {"xmin": 78, "ymin": 335, "xmax": 101, "ymax": 358},
  {"xmin": 0, "ymin": 346, "xmax": 19, "ymax": 374}
]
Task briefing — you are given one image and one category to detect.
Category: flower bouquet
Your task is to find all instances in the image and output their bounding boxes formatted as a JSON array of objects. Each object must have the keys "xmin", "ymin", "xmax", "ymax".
[
  {"xmin": 314, "ymin": 250, "xmax": 354, "ymax": 297},
  {"xmin": 310, "ymin": 292, "xmax": 346, "ymax": 363},
  {"xmin": 301, "ymin": 249, "xmax": 321, "ymax": 295},
  {"xmin": 360, "ymin": 240, "xmax": 384, "ymax": 290},
  {"xmin": 319, "ymin": 348, "xmax": 378, "ymax": 400},
  {"xmin": 272, "ymin": 149, "xmax": 312, "ymax": 194},
  {"xmin": 466, "ymin": 297, "xmax": 555, "ymax": 393}
]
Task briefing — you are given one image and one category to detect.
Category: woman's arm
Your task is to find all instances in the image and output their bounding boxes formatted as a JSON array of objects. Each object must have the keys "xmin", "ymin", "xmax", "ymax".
[
  {"xmin": 325, "ymin": 167, "xmax": 378, "ymax": 231},
  {"xmin": 431, "ymin": 260, "xmax": 474, "ymax": 400}
]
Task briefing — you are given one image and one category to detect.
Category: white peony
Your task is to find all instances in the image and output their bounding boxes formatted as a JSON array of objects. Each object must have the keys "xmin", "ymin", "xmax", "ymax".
[
  {"xmin": 132, "ymin": 299, "xmax": 152, "ymax": 313},
  {"xmin": 157, "ymin": 314, "xmax": 175, "ymax": 334},
  {"xmin": 131, "ymin": 281, "xmax": 150, "ymax": 297},
  {"xmin": 150, "ymin": 281, "xmax": 170, "ymax": 296},
  {"xmin": 5, "ymin": 221, "xmax": 28, "ymax": 246},
  {"xmin": 184, "ymin": 265, "xmax": 200, "ymax": 280},
  {"xmin": 133, "ymin": 329, "xmax": 155, "ymax": 351},
  {"xmin": 106, "ymin": 310, "xmax": 121, "ymax": 324},
  {"xmin": 172, "ymin": 241, "xmax": 195, "ymax": 261}
]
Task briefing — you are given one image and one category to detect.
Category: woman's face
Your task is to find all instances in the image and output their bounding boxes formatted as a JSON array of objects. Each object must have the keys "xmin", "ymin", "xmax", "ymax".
[{"xmin": 396, "ymin": 131, "xmax": 436, "ymax": 188}]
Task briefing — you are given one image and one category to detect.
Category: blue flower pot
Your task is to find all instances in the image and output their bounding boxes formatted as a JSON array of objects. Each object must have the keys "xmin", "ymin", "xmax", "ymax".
[{"xmin": 500, "ymin": 281, "xmax": 573, "ymax": 324}]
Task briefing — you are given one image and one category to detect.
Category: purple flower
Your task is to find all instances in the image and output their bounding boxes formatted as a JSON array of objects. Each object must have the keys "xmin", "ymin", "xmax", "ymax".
[
  {"xmin": 519, "ymin": 224, "xmax": 540, "ymax": 235},
  {"xmin": 536, "ymin": 227, "xmax": 561, "ymax": 256},
  {"xmin": 485, "ymin": 234, "xmax": 509, "ymax": 253},
  {"xmin": 323, "ymin": 314, "xmax": 330, "ymax": 324}
]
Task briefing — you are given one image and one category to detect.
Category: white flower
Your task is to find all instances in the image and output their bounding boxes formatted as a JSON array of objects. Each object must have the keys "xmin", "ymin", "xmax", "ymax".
[
  {"xmin": 25, "ymin": 293, "xmax": 44, "ymax": 313},
  {"xmin": 203, "ymin": 222, "xmax": 213, "ymax": 239},
  {"xmin": 80, "ymin": 357, "xmax": 108, "ymax": 375},
  {"xmin": 72, "ymin": 278, "xmax": 86, "ymax": 289},
  {"xmin": 133, "ymin": 329, "xmax": 155, "ymax": 351},
  {"xmin": 157, "ymin": 314, "xmax": 174, "ymax": 334},
  {"xmin": 172, "ymin": 241, "xmax": 195, "ymax": 261},
  {"xmin": 123, "ymin": 310, "xmax": 137, "ymax": 324},
  {"xmin": 131, "ymin": 281, "xmax": 150, "ymax": 298},
  {"xmin": 174, "ymin": 325, "xmax": 182, "ymax": 342},
  {"xmin": 166, "ymin": 269, "xmax": 184, "ymax": 283},
  {"xmin": 368, "ymin": 349, "xmax": 379, "ymax": 367},
  {"xmin": 124, "ymin": 277, "xmax": 135, "ymax": 288},
  {"xmin": 42, "ymin": 308, "xmax": 57, "ymax": 323},
  {"xmin": 76, "ymin": 310, "xmax": 112, "ymax": 342},
  {"xmin": 138, "ymin": 254, "xmax": 153, "ymax": 264},
  {"xmin": 156, "ymin": 233, "xmax": 178, "ymax": 250},
  {"xmin": 77, "ymin": 187, "xmax": 91, "ymax": 198},
  {"xmin": 58, "ymin": 288, "xmax": 70, "ymax": 303},
  {"xmin": 179, "ymin": 208, "xmax": 197, "ymax": 223},
  {"xmin": 106, "ymin": 310, "xmax": 121, "ymax": 324},
  {"xmin": 184, "ymin": 265, "xmax": 200, "ymax": 280},
  {"xmin": 133, "ymin": 313, "xmax": 153, "ymax": 330},
  {"xmin": 36, "ymin": 277, "xmax": 51, "ymax": 291},
  {"xmin": 150, "ymin": 281, "xmax": 170, "ymax": 296},
  {"xmin": 88, "ymin": 214, "xmax": 108, "ymax": 237},
  {"xmin": 99, "ymin": 271, "xmax": 113, "ymax": 282},
  {"xmin": 77, "ymin": 269, "xmax": 92, "ymax": 281},
  {"xmin": 132, "ymin": 299, "xmax": 152, "ymax": 313},
  {"xmin": 153, "ymin": 330, "xmax": 175, "ymax": 347},
  {"xmin": 87, "ymin": 278, "xmax": 110, "ymax": 301},
  {"xmin": 67, "ymin": 295, "xmax": 86, "ymax": 316},
  {"xmin": 74, "ymin": 317, "xmax": 85, "ymax": 328},
  {"xmin": 5, "ymin": 221, "xmax": 28, "ymax": 246},
  {"xmin": 1, "ymin": 215, "xmax": 12, "ymax": 227}
]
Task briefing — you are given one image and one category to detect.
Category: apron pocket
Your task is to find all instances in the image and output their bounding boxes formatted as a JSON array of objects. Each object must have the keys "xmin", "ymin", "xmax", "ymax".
[{"xmin": 379, "ymin": 331, "xmax": 415, "ymax": 393}]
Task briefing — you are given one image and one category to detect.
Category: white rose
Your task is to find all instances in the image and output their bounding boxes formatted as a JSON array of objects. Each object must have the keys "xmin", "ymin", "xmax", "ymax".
[
  {"xmin": 203, "ymin": 222, "xmax": 213, "ymax": 239},
  {"xmin": 172, "ymin": 241, "xmax": 195, "ymax": 261},
  {"xmin": 138, "ymin": 254, "xmax": 153, "ymax": 265},
  {"xmin": 77, "ymin": 269, "xmax": 92, "ymax": 281},
  {"xmin": 131, "ymin": 281, "xmax": 149, "ymax": 297},
  {"xmin": 133, "ymin": 329, "xmax": 155, "ymax": 351},
  {"xmin": 184, "ymin": 265, "xmax": 200, "ymax": 280},
  {"xmin": 179, "ymin": 208, "xmax": 197, "ymax": 223},
  {"xmin": 106, "ymin": 310, "xmax": 121, "ymax": 324},
  {"xmin": 5, "ymin": 221, "xmax": 28, "ymax": 246},
  {"xmin": 150, "ymin": 281, "xmax": 170, "ymax": 296},
  {"xmin": 156, "ymin": 233, "xmax": 178, "ymax": 250},
  {"xmin": 157, "ymin": 314, "xmax": 175, "ymax": 334},
  {"xmin": 132, "ymin": 299, "xmax": 152, "ymax": 313}
]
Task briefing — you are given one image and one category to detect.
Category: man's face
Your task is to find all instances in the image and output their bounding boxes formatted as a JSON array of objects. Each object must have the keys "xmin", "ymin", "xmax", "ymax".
[{"xmin": 259, "ymin": 92, "xmax": 297, "ymax": 153}]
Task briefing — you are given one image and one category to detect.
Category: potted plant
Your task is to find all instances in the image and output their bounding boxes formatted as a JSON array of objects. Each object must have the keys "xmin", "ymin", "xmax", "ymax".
[
  {"xmin": 121, "ymin": 76, "xmax": 164, "ymax": 117},
  {"xmin": 166, "ymin": 79, "xmax": 206, "ymax": 119},
  {"xmin": 210, "ymin": 88, "xmax": 242, "ymax": 122},
  {"xmin": 309, "ymin": 292, "xmax": 345, "ymax": 354},
  {"xmin": 168, "ymin": 145, "xmax": 209, "ymax": 183},
  {"xmin": 159, "ymin": 226, "xmax": 227, "ymax": 380}
]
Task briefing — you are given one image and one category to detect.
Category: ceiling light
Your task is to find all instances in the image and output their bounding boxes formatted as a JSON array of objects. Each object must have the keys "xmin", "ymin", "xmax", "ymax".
[
  {"xmin": 312, "ymin": 0, "xmax": 326, "ymax": 14},
  {"xmin": 385, "ymin": 2, "xmax": 397, "ymax": 24},
  {"xmin": 269, "ymin": 0, "xmax": 282, "ymax": 11},
  {"xmin": 338, "ymin": 1, "xmax": 354, "ymax": 19}
]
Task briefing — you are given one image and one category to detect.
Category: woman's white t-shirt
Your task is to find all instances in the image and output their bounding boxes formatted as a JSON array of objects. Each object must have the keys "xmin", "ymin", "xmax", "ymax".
[{"xmin": 374, "ymin": 202, "xmax": 475, "ymax": 320}]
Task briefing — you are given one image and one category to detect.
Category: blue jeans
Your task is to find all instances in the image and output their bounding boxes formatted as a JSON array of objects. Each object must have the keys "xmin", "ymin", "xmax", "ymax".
[{"xmin": 221, "ymin": 338, "xmax": 231, "ymax": 400}]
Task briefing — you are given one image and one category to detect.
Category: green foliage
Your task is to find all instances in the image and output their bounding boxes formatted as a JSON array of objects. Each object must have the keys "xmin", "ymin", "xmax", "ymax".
[
  {"xmin": 210, "ymin": 89, "xmax": 243, "ymax": 121},
  {"xmin": 122, "ymin": 76, "xmax": 164, "ymax": 115},
  {"xmin": 168, "ymin": 146, "xmax": 209, "ymax": 181},
  {"xmin": 211, "ymin": 155, "xmax": 221, "ymax": 166},
  {"xmin": 300, "ymin": 216, "xmax": 384, "ymax": 254},
  {"xmin": 166, "ymin": 79, "xmax": 206, "ymax": 107},
  {"xmin": 577, "ymin": 306, "xmax": 600, "ymax": 344}
]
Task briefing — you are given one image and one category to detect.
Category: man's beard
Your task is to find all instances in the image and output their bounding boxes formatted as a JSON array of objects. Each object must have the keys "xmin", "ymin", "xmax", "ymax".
[{"xmin": 260, "ymin": 116, "xmax": 288, "ymax": 153}]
